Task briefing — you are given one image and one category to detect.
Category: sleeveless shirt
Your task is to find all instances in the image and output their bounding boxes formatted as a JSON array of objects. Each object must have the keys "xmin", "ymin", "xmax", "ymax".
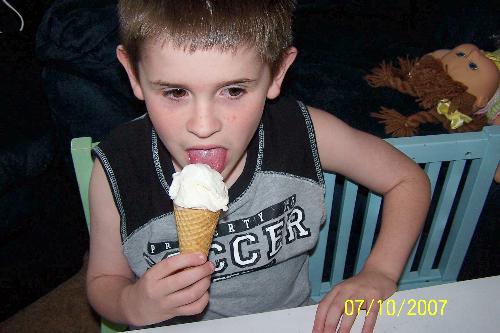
[{"xmin": 93, "ymin": 96, "xmax": 325, "ymax": 327}]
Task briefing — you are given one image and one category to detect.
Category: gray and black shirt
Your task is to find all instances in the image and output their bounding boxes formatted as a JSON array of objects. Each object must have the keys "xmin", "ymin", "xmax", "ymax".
[{"xmin": 93, "ymin": 96, "xmax": 326, "ymax": 328}]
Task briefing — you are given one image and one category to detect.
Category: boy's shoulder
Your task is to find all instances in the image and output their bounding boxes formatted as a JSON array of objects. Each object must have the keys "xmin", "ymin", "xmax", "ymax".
[
  {"xmin": 94, "ymin": 113, "xmax": 152, "ymax": 160},
  {"xmin": 107, "ymin": 113, "xmax": 148, "ymax": 139},
  {"xmin": 264, "ymin": 95, "xmax": 312, "ymax": 134},
  {"xmin": 102, "ymin": 113, "xmax": 151, "ymax": 143},
  {"xmin": 261, "ymin": 95, "xmax": 323, "ymax": 182},
  {"xmin": 265, "ymin": 95, "xmax": 307, "ymax": 118}
]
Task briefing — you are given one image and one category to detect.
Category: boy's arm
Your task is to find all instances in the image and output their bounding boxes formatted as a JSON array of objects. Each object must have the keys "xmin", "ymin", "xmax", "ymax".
[
  {"xmin": 87, "ymin": 160, "xmax": 214, "ymax": 326},
  {"xmin": 308, "ymin": 107, "xmax": 431, "ymax": 333}
]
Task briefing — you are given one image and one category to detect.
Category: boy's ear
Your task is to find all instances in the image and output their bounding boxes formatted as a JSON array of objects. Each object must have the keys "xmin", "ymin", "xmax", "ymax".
[
  {"xmin": 267, "ymin": 47, "xmax": 298, "ymax": 99},
  {"xmin": 116, "ymin": 45, "xmax": 145, "ymax": 100}
]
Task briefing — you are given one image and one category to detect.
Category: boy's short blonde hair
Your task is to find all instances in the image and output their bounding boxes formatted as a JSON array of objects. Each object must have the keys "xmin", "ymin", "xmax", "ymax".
[{"xmin": 118, "ymin": 0, "xmax": 296, "ymax": 76}]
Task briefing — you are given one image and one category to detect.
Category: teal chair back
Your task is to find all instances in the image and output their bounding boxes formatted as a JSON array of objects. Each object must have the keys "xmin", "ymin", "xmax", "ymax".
[
  {"xmin": 309, "ymin": 126, "xmax": 500, "ymax": 300},
  {"xmin": 71, "ymin": 126, "xmax": 500, "ymax": 316}
]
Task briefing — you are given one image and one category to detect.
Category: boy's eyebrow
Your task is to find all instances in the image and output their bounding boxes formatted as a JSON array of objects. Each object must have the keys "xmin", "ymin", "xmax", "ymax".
[{"xmin": 150, "ymin": 78, "xmax": 257, "ymax": 88}]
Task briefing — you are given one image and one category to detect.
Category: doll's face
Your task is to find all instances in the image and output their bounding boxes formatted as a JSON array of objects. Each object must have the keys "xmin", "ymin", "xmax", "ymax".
[{"xmin": 431, "ymin": 44, "xmax": 499, "ymax": 109}]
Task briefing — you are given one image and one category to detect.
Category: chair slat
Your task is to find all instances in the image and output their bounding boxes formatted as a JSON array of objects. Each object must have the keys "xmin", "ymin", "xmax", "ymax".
[
  {"xmin": 440, "ymin": 160, "xmax": 497, "ymax": 280},
  {"xmin": 424, "ymin": 162, "xmax": 442, "ymax": 196},
  {"xmin": 309, "ymin": 172, "xmax": 336, "ymax": 299},
  {"xmin": 354, "ymin": 192, "xmax": 381, "ymax": 274},
  {"xmin": 419, "ymin": 159, "xmax": 466, "ymax": 274},
  {"xmin": 330, "ymin": 180, "xmax": 358, "ymax": 285}
]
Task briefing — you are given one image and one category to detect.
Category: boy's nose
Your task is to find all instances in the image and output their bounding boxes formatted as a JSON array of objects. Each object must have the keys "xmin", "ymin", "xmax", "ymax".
[{"xmin": 186, "ymin": 102, "xmax": 222, "ymax": 138}]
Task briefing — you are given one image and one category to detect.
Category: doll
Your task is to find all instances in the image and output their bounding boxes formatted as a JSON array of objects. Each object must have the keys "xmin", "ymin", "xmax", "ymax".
[
  {"xmin": 365, "ymin": 44, "xmax": 499, "ymax": 137},
  {"xmin": 366, "ymin": 44, "xmax": 500, "ymax": 183}
]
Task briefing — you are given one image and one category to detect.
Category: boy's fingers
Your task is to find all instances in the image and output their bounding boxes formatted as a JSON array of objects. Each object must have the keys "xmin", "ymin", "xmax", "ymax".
[
  {"xmin": 322, "ymin": 302, "xmax": 343, "ymax": 333},
  {"xmin": 149, "ymin": 253, "xmax": 207, "ymax": 279},
  {"xmin": 158, "ymin": 261, "xmax": 214, "ymax": 295},
  {"xmin": 338, "ymin": 312, "xmax": 356, "ymax": 333},
  {"xmin": 312, "ymin": 291, "xmax": 335, "ymax": 332},
  {"xmin": 361, "ymin": 306, "xmax": 378, "ymax": 333},
  {"xmin": 312, "ymin": 292, "xmax": 343, "ymax": 333},
  {"xmin": 167, "ymin": 275, "xmax": 212, "ymax": 308},
  {"xmin": 174, "ymin": 291, "xmax": 211, "ymax": 316}
]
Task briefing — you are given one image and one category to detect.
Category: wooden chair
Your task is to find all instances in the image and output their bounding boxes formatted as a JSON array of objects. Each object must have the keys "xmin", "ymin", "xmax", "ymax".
[{"xmin": 71, "ymin": 125, "xmax": 500, "ymax": 329}]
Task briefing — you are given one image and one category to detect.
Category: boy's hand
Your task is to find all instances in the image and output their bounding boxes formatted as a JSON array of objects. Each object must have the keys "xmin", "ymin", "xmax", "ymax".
[
  {"xmin": 312, "ymin": 269, "xmax": 397, "ymax": 333},
  {"xmin": 120, "ymin": 252, "xmax": 214, "ymax": 326}
]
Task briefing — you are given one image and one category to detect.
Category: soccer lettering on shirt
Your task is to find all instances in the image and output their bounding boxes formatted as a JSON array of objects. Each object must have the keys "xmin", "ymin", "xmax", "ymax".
[{"xmin": 148, "ymin": 195, "xmax": 312, "ymax": 280}]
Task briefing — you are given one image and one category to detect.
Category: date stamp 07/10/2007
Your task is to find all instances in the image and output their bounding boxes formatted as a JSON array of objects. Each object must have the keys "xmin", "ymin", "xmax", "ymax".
[{"xmin": 344, "ymin": 299, "xmax": 448, "ymax": 317}]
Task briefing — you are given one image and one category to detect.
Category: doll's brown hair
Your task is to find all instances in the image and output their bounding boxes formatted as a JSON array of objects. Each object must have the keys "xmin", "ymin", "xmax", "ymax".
[
  {"xmin": 365, "ymin": 55, "xmax": 487, "ymax": 136},
  {"xmin": 118, "ymin": 0, "xmax": 296, "ymax": 77}
]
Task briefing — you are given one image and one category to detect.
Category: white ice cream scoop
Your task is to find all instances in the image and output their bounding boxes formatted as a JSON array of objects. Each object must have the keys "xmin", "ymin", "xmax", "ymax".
[{"xmin": 169, "ymin": 163, "xmax": 229, "ymax": 212}]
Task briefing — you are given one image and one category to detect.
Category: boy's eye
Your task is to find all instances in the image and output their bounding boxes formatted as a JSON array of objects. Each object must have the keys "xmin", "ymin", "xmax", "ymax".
[
  {"xmin": 456, "ymin": 51, "xmax": 466, "ymax": 57},
  {"xmin": 468, "ymin": 62, "xmax": 478, "ymax": 70},
  {"xmin": 223, "ymin": 87, "xmax": 246, "ymax": 98},
  {"xmin": 164, "ymin": 88, "xmax": 187, "ymax": 99}
]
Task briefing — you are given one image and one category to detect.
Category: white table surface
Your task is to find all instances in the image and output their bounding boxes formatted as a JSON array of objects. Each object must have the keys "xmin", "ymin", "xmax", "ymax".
[{"xmin": 127, "ymin": 275, "xmax": 500, "ymax": 333}]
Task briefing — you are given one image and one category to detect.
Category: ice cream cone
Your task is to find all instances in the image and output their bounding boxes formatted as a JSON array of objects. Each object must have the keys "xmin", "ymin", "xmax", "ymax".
[{"xmin": 174, "ymin": 205, "xmax": 221, "ymax": 256}]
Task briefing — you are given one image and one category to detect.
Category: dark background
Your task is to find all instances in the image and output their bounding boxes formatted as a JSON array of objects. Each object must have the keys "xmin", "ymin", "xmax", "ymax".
[{"xmin": 1, "ymin": 0, "xmax": 499, "ymax": 322}]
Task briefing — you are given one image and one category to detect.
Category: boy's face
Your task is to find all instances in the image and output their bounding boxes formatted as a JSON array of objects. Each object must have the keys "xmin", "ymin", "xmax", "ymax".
[{"xmin": 118, "ymin": 41, "xmax": 296, "ymax": 185}]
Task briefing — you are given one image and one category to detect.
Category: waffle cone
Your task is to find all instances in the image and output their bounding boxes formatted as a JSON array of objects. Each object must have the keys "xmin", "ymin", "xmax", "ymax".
[{"xmin": 174, "ymin": 205, "xmax": 221, "ymax": 256}]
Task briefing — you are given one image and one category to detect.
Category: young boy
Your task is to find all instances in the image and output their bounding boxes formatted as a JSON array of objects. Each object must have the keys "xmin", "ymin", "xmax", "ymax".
[{"xmin": 87, "ymin": 1, "xmax": 431, "ymax": 332}]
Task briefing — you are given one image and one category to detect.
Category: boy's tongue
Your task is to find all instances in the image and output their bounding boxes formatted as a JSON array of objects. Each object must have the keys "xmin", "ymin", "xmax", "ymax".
[{"xmin": 187, "ymin": 148, "xmax": 227, "ymax": 174}]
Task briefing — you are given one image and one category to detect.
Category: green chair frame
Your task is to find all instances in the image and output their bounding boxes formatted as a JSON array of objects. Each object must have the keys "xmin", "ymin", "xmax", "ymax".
[
  {"xmin": 71, "ymin": 138, "xmax": 125, "ymax": 333},
  {"xmin": 71, "ymin": 126, "xmax": 500, "ymax": 329}
]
